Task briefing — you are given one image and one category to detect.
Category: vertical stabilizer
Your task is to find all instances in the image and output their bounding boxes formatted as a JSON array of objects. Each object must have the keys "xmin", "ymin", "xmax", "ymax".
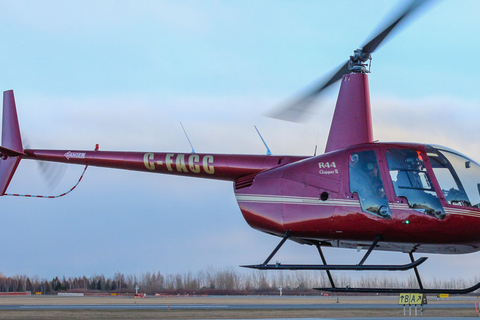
[
  {"xmin": 2, "ymin": 90, "xmax": 23, "ymax": 153},
  {"xmin": 0, "ymin": 90, "xmax": 24, "ymax": 195},
  {"xmin": 325, "ymin": 73, "xmax": 373, "ymax": 153}
]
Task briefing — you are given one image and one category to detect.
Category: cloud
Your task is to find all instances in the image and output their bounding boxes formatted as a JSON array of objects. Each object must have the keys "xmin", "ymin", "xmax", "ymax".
[{"xmin": 372, "ymin": 95, "xmax": 480, "ymax": 160}]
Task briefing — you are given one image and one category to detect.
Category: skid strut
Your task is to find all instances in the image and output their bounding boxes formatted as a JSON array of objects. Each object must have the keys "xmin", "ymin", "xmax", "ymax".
[
  {"xmin": 409, "ymin": 252, "xmax": 423, "ymax": 291},
  {"xmin": 262, "ymin": 231, "xmax": 291, "ymax": 265},
  {"xmin": 315, "ymin": 243, "xmax": 335, "ymax": 288}
]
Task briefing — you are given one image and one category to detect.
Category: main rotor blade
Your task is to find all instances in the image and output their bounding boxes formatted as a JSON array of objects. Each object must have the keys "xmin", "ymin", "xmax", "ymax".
[
  {"xmin": 268, "ymin": 0, "xmax": 433, "ymax": 123},
  {"xmin": 362, "ymin": 0, "xmax": 430, "ymax": 54},
  {"xmin": 268, "ymin": 60, "xmax": 349, "ymax": 122}
]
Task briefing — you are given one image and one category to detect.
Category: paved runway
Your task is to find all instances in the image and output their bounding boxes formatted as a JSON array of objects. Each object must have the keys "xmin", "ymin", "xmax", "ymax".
[
  {"xmin": 0, "ymin": 295, "xmax": 476, "ymax": 319},
  {"xmin": 0, "ymin": 301, "xmax": 474, "ymax": 310}
]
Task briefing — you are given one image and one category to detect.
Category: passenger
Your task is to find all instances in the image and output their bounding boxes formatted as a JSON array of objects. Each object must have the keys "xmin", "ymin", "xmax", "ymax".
[
  {"xmin": 366, "ymin": 162, "xmax": 385, "ymax": 199},
  {"xmin": 349, "ymin": 151, "xmax": 390, "ymax": 217}
]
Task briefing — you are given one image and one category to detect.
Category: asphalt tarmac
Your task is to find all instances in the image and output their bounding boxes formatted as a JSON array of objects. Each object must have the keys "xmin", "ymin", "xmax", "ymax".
[{"xmin": 0, "ymin": 295, "xmax": 476, "ymax": 319}]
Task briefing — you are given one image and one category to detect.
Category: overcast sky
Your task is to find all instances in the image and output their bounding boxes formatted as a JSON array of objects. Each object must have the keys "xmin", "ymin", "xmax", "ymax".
[{"xmin": 1, "ymin": 0, "xmax": 480, "ymax": 287}]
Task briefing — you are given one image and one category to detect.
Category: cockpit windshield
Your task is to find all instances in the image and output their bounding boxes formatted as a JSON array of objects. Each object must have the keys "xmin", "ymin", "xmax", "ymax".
[{"xmin": 427, "ymin": 145, "xmax": 480, "ymax": 208}]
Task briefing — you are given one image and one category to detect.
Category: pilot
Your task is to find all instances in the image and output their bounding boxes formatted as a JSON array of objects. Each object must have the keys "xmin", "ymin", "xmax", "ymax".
[{"xmin": 396, "ymin": 157, "xmax": 424, "ymax": 189}]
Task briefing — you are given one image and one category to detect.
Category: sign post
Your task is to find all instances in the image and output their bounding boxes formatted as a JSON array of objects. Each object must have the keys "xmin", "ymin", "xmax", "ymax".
[{"xmin": 399, "ymin": 293, "xmax": 427, "ymax": 316}]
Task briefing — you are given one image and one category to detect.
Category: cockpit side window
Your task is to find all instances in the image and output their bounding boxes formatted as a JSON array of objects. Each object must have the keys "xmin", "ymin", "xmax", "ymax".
[
  {"xmin": 386, "ymin": 149, "xmax": 445, "ymax": 219},
  {"xmin": 427, "ymin": 146, "xmax": 480, "ymax": 208},
  {"xmin": 349, "ymin": 150, "xmax": 390, "ymax": 218}
]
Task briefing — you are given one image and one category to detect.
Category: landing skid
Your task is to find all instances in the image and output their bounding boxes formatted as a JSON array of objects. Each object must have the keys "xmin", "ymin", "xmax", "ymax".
[
  {"xmin": 242, "ymin": 258, "xmax": 427, "ymax": 271},
  {"xmin": 315, "ymin": 282, "xmax": 480, "ymax": 294},
  {"xmin": 244, "ymin": 232, "xmax": 480, "ymax": 294},
  {"xmin": 316, "ymin": 251, "xmax": 480, "ymax": 294},
  {"xmin": 242, "ymin": 233, "xmax": 426, "ymax": 272}
]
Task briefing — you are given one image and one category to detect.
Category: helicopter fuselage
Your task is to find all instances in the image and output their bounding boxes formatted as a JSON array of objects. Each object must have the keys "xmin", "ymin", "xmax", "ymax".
[{"xmin": 235, "ymin": 142, "xmax": 480, "ymax": 254}]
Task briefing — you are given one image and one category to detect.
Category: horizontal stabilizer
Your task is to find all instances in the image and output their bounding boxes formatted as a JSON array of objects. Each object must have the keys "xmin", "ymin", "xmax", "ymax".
[{"xmin": 0, "ymin": 146, "xmax": 25, "ymax": 157}]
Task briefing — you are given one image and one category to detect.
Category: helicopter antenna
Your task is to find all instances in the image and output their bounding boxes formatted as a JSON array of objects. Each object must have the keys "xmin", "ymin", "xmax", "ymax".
[
  {"xmin": 180, "ymin": 122, "xmax": 195, "ymax": 153},
  {"xmin": 254, "ymin": 125, "xmax": 272, "ymax": 156},
  {"xmin": 314, "ymin": 131, "xmax": 320, "ymax": 156}
]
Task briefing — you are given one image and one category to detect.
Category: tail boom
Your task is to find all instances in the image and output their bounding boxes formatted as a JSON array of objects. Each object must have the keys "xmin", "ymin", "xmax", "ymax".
[{"xmin": 24, "ymin": 149, "xmax": 306, "ymax": 181}]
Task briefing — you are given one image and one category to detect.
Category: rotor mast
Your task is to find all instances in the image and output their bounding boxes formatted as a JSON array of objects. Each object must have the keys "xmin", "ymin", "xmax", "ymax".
[
  {"xmin": 324, "ymin": 49, "xmax": 373, "ymax": 153},
  {"xmin": 348, "ymin": 49, "xmax": 371, "ymax": 74}
]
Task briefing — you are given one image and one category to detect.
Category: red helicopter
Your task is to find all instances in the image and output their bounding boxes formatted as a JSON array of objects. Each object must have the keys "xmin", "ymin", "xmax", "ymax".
[{"xmin": 1, "ymin": 0, "xmax": 479, "ymax": 294}]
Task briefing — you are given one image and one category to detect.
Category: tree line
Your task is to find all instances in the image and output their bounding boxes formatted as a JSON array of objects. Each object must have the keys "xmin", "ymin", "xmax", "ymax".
[{"xmin": 0, "ymin": 268, "xmax": 478, "ymax": 295}]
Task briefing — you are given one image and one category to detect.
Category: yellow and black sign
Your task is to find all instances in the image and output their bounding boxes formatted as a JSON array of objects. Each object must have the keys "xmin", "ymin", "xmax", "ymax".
[{"xmin": 398, "ymin": 293, "xmax": 426, "ymax": 305}]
